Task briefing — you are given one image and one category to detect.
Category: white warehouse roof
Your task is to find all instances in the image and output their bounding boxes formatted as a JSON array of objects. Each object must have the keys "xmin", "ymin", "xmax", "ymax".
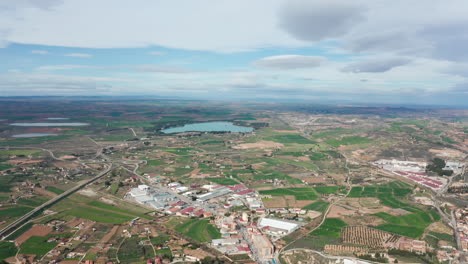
[{"xmin": 258, "ymin": 218, "xmax": 298, "ymax": 232}]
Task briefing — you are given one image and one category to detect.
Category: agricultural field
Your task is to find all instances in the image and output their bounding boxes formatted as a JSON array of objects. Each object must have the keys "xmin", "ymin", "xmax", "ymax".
[
  {"xmin": 264, "ymin": 134, "xmax": 315, "ymax": 144},
  {"xmin": 19, "ymin": 236, "xmax": 58, "ymax": 258},
  {"xmin": 302, "ymin": 200, "xmax": 329, "ymax": 212},
  {"xmin": 313, "ymin": 186, "xmax": 339, "ymax": 194},
  {"xmin": 117, "ymin": 237, "xmax": 155, "ymax": 264},
  {"xmin": 1, "ymin": 99, "xmax": 467, "ymax": 264},
  {"xmin": 0, "ymin": 242, "xmax": 17, "ymax": 260},
  {"xmin": 175, "ymin": 219, "xmax": 221, "ymax": 242},
  {"xmin": 341, "ymin": 226, "xmax": 399, "ymax": 248},
  {"xmin": 259, "ymin": 188, "xmax": 318, "ymax": 201},
  {"xmin": 325, "ymin": 136, "xmax": 373, "ymax": 147},
  {"xmin": 310, "ymin": 218, "xmax": 348, "ymax": 238}
]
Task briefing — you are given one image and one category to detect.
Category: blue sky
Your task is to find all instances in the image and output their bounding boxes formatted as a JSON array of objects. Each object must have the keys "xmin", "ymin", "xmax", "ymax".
[{"xmin": 1, "ymin": 0, "xmax": 468, "ymax": 106}]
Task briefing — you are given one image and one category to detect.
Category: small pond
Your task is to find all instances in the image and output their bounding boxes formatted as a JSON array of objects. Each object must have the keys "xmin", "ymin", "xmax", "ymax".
[
  {"xmin": 12, "ymin": 133, "xmax": 58, "ymax": 138},
  {"xmin": 161, "ymin": 122, "xmax": 253, "ymax": 134},
  {"xmin": 10, "ymin": 122, "xmax": 89, "ymax": 127}
]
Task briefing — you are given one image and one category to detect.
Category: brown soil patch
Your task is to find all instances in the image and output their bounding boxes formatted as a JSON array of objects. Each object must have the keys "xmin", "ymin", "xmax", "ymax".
[
  {"xmin": 341, "ymin": 215, "xmax": 386, "ymax": 227},
  {"xmin": 189, "ymin": 168, "xmax": 201, "ymax": 176},
  {"xmin": 34, "ymin": 187, "xmax": 58, "ymax": 198},
  {"xmin": 263, "ymin": 197, "xmax": 287, "ymax": 208},
  {"xmin": 99, "ymin": 225, "xmax": 119, "ymax": 244},
  {"xmin": 427, "ymin": 221, "xmax": 453, "ymax": 234},
  {"xmin": 232, "ymin": 140, "xmax": 283, "ymax": 150},
  {"xmin": 306, "ymin": 210, "xmax": 322, "ymax": 219},
  {"xmin": 429, "ymin": 148, "xmax": 466, "ymax": 159},
  {"xmin": 8, "ymin": 159, "xmax": 43, "ymax": 165},
  {"xmin": 59, "ymin": 260, "xmax": 79, "ymax": 264},
  {"xmin": 292, "ymin": 200, "xmax": 318, "ymax": 208},
  {"xmin": 274, "ymin": 130, "xmax": 300, "ymax": 133},
  {"xmin": 327, "ymin": 205, "xmax": 356, "ymax": 218},
  {"xmin": 52, "ymin": 161, "xmax": 79, "ymax": 168},
  {"xmin": 16, "ymin": 225, "xmax": 52, "ymax": 245},
  {"xmin": 58, "ymin": 155, "xmax": 78, "ymax": 160},
  {"xmin": 296, "ymin": 156, "xmax": 310, "ymax": 162},
  {"xmin": 302, "ymin": 176, "xmax": 327, "ymax": 184},
  {"xmin": 184, "ymin": 248, "xmax": 213, "ymax": 259}
]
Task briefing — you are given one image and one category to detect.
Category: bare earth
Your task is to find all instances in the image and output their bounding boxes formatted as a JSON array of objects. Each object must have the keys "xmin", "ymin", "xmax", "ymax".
[
  {"xmin": 16, "ymin": 225, "xmax": 53, "ymax": 245},
  {"xmin": 232, "ymin": 140, "xmax": 283, "ymax": 149}
]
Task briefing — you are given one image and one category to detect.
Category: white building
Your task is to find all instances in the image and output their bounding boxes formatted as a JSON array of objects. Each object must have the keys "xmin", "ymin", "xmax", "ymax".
[{"xmin": 258, "ymin": 218, "xmax": 299, "ymax": 236}]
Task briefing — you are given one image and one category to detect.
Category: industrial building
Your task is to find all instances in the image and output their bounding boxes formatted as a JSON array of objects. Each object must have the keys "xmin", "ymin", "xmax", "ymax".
[
  {"xmin": 126, "ymin": 185, "xmax": 176, "ymax": 209},
  {"xmin": 258, "ymin": 218, "xmax": 300, "ymax": 236}
]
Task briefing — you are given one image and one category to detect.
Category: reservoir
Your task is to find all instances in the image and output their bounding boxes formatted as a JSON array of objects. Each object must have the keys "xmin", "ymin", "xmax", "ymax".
[
  {"xmin": 162, "ymin": 122, "xmax": 253, "ymax": 134},
  {"xmin": 10, "ymin": 122, "xmax": 89, "ymax": 127},
  {"xmin": 12, "ymin": 133, "xmax": 58, "ymax": 138}
]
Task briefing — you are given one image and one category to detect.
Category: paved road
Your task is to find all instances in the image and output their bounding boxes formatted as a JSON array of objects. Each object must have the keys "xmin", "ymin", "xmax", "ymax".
[{"xmin": 0, "ymin": 163, "xmax": 113, "ymax": 239}]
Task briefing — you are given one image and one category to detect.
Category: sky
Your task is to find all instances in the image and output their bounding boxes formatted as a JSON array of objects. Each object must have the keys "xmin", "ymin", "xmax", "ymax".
[{"xmin": 0, "ymin": 0, "xmax": 468, "ymax": 106}]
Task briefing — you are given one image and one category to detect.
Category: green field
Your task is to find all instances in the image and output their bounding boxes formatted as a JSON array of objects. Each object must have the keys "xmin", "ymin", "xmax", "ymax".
[
  {"xmin": 45, "ymin": 186, "xmax": 65, "ymax": 194},
  {"xmin": 302, "ymin": 200, "xmax": 329, "ymax": 212},
  {"xmin": 313, "ymin": 186, "xmax": 339, "ymax": 194},
  {"xmin": 117, "ymin": 237, "xmax": 155, "ymax": 263},
  {"xmin": 150, "ymin": 235, "xmax": 171, "ymax": 246},
  {"xmin": 19, "ymin": 236, "xmax": 58, "ymax": 257},
  {"xmin": 18, "ymin": 196, "xmax": 49, "ymax": 207},
  {"xmin": 175, "ymin": 219, "xmax": 221, "ymax": 242},
  {"xmin": 310, "ymin": 218, "xmax": 348, "ymax": 238},
  {"xmin": 259, "ymin": 188, "xmax": 318, "ymax": 200},
  {"xmin": 0, "ymin": 135, "xmax": 71, "ymax": 146},
  {"xmin": 265, "ymin": 134, "xmax": 315, "ymax": 144},
  {"xmin": 309, "ymin": 152, "xmax": 328, "ymax": 160},
  {"xmin": 0, "ymin": 163, "xmax": 13, "ymax": 171},
  {"xmin": 67, "ymin": 206, "xmax": 134, "ymax": 224},
  {"xmin": 208, "ymin": 177, "xmax": 239, "ymax": 185},
  {"xmin": 87, "ymin": 201, "xmax": 152, "ymax": 220},
  {"xmin": 375, "ymin": 224, "xmax": 425, "ymax": 239},
  {"xmin": 428, "ymin": 231, "xmax": 454, "ymax": 242},
  {"xmin": 0, "ymin": 150, "xmax": 42, "ymax": 156},
  {"xmin": 325, "ymin": 136, "xmax": 372, "ymax": 147},
  {"xmin": 146, "ymin": 160, "xmax": 166, "ymax": 166},
  {"xmin": 0, "ymin": 241, "xmax": 17, "ymax": 260},
  {"xmin": 347, "ymin": 183, "xmax": 415, "ymax": 211},
  {"xmin": 373, "ymin": 210, "xmax": 440, "ymax": 238},
  {"xmin": 0, "ymin": 206, "xmax": 32, "ymax": 218}
]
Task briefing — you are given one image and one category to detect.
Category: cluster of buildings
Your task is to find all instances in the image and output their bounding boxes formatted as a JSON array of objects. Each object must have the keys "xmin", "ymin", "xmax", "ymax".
[
  {"xmin": 211, "ymin": 209, "xmax": 303, "ymax": 263},
  {"xmin": 393, "ymin": 171, "xmax": 447, "ymax": 191},
  {"xmin": 455, "ymin": 207, "xmax": 468, "ymax": 252},
  {"xmin": 125, "ymin": 181, "xmax": 266, "ymax": 220},
  {"xmin": 374, "ymin": 159, "xmax": 427, "ymax": 173},
  {"xmin": 374, "ymin": 159, "xmax": 448, "ymax": 191},
  {"xmin": 126, "ymin": 184, "xmax": 177, "ymax": 209}
]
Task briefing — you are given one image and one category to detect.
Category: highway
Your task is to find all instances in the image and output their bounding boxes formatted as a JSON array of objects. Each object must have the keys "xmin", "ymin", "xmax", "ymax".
[{"xmin": 0, "ymin": 163, "xmax": 113, "ymax": 239}]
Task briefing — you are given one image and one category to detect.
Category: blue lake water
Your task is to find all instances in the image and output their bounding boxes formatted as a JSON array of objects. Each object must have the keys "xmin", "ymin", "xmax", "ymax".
[
  {"xmin": 46, "ymin": 117, "xmax": 69, "ymax": 120},
  {"xmin": 12, "ymin": 133, "xmax": 58, "ymax": 138},
  {"xmin": 10, "ymin": 122, "xmax": 89, "ymax": 127},
  {"xmin": 161, "ymin": 122, "xmax": 253, "ymax": 134}
]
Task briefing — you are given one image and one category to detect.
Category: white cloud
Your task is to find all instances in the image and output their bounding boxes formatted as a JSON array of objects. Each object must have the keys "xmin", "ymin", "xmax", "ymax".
[
  {"xmin": 279, "ymin": 0, "xmax": 366, "ymax": 41},
  {"xmin": 31, "ymin": 50, "xmax": 49, "ymax": 54},
  {"xmin": 342, "ymin": 57, "xmax": 411, "ymax": 73},
  {"xmin": 132, "ymin": 65, "xmax": 193, "ymax": 73},
  {"xmin": 36, "ymin": 64, "xmax": 100, "ymax": 71},
  {"xmin": 253, "ymin": 55, "xmax": 326, "ymax": 69},
  {"xmin": 64, "ymin": 53, "xmax": 92, "ymax": 58}
]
